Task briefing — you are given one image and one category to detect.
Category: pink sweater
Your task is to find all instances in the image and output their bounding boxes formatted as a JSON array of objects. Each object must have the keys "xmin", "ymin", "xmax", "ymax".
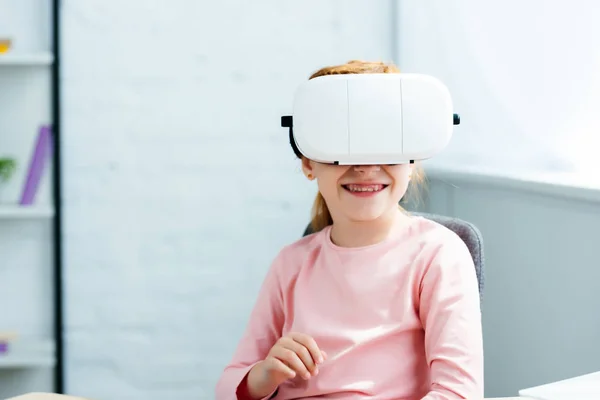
[{"xmin": 216, "ymin": 216, "xmax": 484, "ymax": 399}]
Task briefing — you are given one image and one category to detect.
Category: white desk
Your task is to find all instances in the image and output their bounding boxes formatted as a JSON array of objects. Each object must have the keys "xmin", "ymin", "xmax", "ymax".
[
  {"xmin": 8, "ymin": 395, "xmax": 89, "ymax": 400},
  {"xmin": 8, "ymin": 394, "xmax": 531, "ymax": 400}
]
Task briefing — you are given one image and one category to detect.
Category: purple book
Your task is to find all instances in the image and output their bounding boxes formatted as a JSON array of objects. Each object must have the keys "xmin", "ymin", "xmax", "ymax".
[{"xmin": 19, "ymin": 125, "xmax": 53, "ymax": 205}]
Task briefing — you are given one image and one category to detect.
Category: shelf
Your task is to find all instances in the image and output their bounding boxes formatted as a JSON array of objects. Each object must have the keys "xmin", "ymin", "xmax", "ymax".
[
  {"xmin": 0, "ymin": 1, "xmax": 61, "ymax": 393},
  {"xmin": 0, "ymin": 206, "xmax": 54, "ymax": 219},
  {"xmin": 0, "ymin": 355, "xmax": 55, "ymax": 369},
  {"xmin": 0, "ymin": 338, "xmax": 56, "ymax": 369},
  {"xmin": 0, "ymin": 53, "xmax": 54, "ymax": 66}
]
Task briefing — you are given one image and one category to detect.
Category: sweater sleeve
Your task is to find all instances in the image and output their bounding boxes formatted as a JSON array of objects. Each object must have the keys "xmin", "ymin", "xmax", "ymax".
[
  {"xmin": 418, "ymin": 234, "xmax": 485, "ymax": 400},
  {"xmin": 215, "ymin": 252, "xmax": 287, "ymax": 400}
]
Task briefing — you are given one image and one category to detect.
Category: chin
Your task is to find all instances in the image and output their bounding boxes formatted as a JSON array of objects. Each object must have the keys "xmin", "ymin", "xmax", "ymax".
[
  {"xmin": 346, "ymin": 210, "xmax": 388, "ymax": 223},
  {"xmin": 345, "ymin": 204, "xmax": 401, "ymax": 223}
]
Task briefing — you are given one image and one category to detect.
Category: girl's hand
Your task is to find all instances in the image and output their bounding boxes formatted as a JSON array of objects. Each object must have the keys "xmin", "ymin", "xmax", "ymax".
[{"xmin": 246, "ymin": 332, "xmax": 327, "ymax": 399}]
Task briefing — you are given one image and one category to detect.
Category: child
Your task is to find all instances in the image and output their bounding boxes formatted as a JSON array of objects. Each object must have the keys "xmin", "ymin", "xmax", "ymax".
[{"xmin": 215, "ymin": 60, "xmax": 484, "ymax": 400}]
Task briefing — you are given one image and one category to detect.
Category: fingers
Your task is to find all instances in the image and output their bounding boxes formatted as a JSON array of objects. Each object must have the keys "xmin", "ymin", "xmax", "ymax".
[
  {"xmin": 266, "ymin": 357, "xmax": 296, "ymax": 380},
  {"xmin": 288, "ymin": 332, "xmax": 324, "ymax": 365},
  {"xmin": 270, "ymin": 345, "xmax": 312, "ymax": 380},
  {"xmin": 267, "ymin": 333, "xmax": 327, "ymax": 382},
  {"xmin": 285, "ymin": 339, "xmax": 319, "ymax": 376}
]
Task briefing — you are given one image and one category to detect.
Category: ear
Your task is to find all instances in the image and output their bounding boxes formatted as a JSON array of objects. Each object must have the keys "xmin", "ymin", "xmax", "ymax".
[{"xmin": 301, "ymin": 157, "xmax": 316, "ymax": 180}]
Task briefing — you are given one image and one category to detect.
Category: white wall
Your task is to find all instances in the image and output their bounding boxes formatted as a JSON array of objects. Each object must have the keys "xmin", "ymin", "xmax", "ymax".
[
  {"xmin": 395, "ymin": 4, "xmax": 600, "ymax": 393},
  {"xmin": 61, "ymin": 1, "xmax": 395, "ymax": 399},
  {"xmin": 418, "ymin": 166, "xmax": 600, "ymax": 398},
  {"xmin": 396, "ymin": 1, "xmax": 600, "ymax": 176}
]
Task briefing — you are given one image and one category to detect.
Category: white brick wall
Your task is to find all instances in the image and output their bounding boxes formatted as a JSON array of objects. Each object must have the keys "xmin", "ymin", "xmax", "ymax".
[{"xmin": 61, "ymin": 1, "xmax": 394, "ymax": 398}]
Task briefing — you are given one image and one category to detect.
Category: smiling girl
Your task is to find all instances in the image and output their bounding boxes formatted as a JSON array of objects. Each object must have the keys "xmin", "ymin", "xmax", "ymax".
[{"xmin": 215, "ymin": 60, "xmax": 484, "ymax": 400}]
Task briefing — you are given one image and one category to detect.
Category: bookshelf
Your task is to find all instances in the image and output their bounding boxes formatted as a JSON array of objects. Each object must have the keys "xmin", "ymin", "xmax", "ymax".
[
  {"xmin": 0, "ymin": 0, "xmax": 63, "ymax": 398},
  {"xmin": 0, "ymin": 206, "xmax": 55, "ymax": 219},
  {"xmin": 0, "ymin": 53, "xmax": 54, "ymax": 66},
  {"xmin": 0, "ymin": 337, "xmax": 56, "ymax": 368}
]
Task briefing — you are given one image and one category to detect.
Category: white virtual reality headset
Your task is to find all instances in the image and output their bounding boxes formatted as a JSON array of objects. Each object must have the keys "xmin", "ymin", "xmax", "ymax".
[{"xmin": 281, "ymin": 73, "xmax": 459, "ymax": 165}]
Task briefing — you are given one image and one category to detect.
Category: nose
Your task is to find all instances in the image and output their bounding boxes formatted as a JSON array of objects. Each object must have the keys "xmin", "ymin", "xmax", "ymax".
[{"xmin": 353, "ymin": 165, "xmax": 381, "ymax": 174}]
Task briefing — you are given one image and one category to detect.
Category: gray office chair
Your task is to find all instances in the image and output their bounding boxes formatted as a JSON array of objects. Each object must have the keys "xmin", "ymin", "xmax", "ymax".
[{"xmin": 302, "ymin": 211, "xmax": 485, "ymax": 303}]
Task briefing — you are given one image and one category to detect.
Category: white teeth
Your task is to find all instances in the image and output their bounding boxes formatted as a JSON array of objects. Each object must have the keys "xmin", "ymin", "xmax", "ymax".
[{"xmin": 346, "ymin": 184, "xmax": 384, "ymax": 192}]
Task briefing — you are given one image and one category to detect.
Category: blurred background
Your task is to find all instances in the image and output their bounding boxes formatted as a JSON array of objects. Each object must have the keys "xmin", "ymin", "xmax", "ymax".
[{"xmin": 1, "ymin": 1, "xmax": 599, "ymax": 399}]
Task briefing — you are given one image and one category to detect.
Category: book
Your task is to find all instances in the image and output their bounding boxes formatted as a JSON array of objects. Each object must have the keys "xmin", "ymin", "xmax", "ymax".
[
  {"xmin": 518, "ymin": 371, "xmax": 600, "ymax": 399},
  {"xmin": 19, "ymin": 125, "xmax": 53, "ymax": 205},
  {"xmin": 0, "ymin": 331, "xmax": 18, "ymax": 341}
]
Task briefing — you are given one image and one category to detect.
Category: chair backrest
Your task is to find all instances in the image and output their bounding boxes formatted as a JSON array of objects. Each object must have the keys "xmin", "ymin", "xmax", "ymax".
[{"xmin": 302, "ymin": 211, "xmax": 485, "ymax": 303}]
